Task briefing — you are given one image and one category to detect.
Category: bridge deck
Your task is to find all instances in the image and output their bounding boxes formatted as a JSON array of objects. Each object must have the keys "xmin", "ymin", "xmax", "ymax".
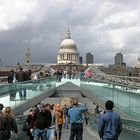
[
  {"xmin": 16, "ymin": 82, "xmax": 140, "ymax": 140},
  {"xmin": 1, "ymin": 77, "xmax": 140, "ymax": 139}
]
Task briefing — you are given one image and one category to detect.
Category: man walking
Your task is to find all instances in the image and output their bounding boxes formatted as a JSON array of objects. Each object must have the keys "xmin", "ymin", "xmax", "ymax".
[
  {"xmin": 30, "ymin": 104, "xmax": 52, "ymax": 140},
  {"xmin": 98, "ymin": 100, "xmax": 122, "ymax": 140},
  {"xmin": 68, "ymin": 98, "xmax": 88, "ymax": 140}
]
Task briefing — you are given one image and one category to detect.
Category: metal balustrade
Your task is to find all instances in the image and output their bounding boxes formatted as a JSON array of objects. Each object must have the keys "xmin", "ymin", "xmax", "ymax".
[{"xmin": 0, "ymin": 77, "xmax": 56, "ymax": 108}]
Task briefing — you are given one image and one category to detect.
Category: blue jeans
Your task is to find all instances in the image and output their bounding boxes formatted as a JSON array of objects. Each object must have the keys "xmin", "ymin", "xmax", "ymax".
[
  {"xmin": 47, "ymin": 128, "xmax": 55, "ymax": 140},
  {"xmin": 33, "ymin": 128, "xmax": 47, "ymax": 140},
  {"xmin": 64, "ymin": 115, "xmax": 69, "ymax": 129}
]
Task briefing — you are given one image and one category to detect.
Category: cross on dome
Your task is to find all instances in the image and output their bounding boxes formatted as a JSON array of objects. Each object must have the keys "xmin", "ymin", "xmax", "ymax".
[{"xmin": 66, "ymin": 27, "xmax": 71, "ymax": 39}]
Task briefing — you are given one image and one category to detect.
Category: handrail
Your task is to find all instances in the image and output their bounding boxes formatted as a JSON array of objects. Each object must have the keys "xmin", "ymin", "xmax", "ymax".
[
  {"xmin": 87, "ymin": 74, "xmax": 140, "ymax": 88},
  {"xmin": 0, "ymin": 77, "xmax": 56, "ymax": 110}
]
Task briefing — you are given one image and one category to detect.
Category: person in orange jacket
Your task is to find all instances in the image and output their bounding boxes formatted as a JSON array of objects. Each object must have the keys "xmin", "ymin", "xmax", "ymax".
[{"xmin": 55, "ymin": 104, "xmax": 65, "ymax": 140}]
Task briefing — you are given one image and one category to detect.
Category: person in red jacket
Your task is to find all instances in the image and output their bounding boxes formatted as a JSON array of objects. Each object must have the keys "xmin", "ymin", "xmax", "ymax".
[{"xmin": 85, "ymin": 70, "xmax": 93, "ymax": 78}]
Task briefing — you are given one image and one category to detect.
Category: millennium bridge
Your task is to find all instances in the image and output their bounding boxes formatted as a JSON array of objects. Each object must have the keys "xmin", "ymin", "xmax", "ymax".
[{"xmin": 1, "ymin": 66, "xmax": 140, "ymax": 140}]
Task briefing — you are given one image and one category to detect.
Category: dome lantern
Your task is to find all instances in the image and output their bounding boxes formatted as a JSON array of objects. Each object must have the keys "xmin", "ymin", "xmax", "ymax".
[{"xmin": 66, "ymin": 27, "xmax": 71, "ymax": 39}]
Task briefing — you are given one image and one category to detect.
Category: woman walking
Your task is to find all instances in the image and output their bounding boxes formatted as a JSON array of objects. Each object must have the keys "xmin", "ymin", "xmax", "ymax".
[
  {"xmin": 55, "ymin": 104, "xmax": 65, "ymax": 140},
  {"xmin": 4, "ymin": 107, "xmax": 18, "ymax": 140}
]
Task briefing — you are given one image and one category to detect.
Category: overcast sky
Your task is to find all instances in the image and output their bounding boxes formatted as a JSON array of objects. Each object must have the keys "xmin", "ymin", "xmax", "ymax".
[{"xmin": 0, "ymin": 0, "xmax": 140, "ymax": 67}]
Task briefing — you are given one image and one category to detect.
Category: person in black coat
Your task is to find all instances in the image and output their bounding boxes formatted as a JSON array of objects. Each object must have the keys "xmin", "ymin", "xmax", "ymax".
[
  {"xmin": 16, "ymin": 68, "xmax": 27, "ymax": 100},
  {"xmin": 8, "ymin": 70, "xmax": 17, "ymax": 101},
  {"xmin": 30, "ymin": 104, "xmax": 52, "ymax": 140}
]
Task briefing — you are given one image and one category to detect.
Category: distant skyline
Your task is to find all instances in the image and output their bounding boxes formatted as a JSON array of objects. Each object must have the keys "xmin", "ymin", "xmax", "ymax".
[{"xmin": 0, "ymin": 0, "xmax": 140, "ymax": 67}]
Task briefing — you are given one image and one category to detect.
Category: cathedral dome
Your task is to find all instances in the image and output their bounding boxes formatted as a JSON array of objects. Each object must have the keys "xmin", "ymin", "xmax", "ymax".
[
  {"xmin": 57, "ymin": 28, "xmax": 79, "ymax": 64},
  {"xmin": 60, "ymin": 38, "xmax": 77, "ymax": 49}
]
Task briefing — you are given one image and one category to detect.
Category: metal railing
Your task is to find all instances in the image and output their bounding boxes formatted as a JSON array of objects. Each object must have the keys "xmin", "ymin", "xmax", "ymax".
[{"xmin": 0, "ymin": 77, "xmax": 56, "ymax": 109}]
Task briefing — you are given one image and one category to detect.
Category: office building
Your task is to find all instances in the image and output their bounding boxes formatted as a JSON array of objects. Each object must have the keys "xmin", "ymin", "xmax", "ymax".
[
  {"xmin": 86, "ymin": 52, "xmax": 93, "ymax": 65},
  {"xmin": 115, "ymin": 53, "xmax": 123, "ymax": 66},
  {"xmin": 79, "ymin": 56, "xmax": 83, "ymax": 64}
]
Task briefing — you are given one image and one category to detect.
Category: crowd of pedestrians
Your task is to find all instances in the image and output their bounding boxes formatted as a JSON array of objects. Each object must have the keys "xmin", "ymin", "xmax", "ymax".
[
  {"xmin": 53, "ymin": 67, "xmax": 94, "ymax": 82},
  {"xmin": 7, "ymin": 65, "xmax": 93, "ymax": 86},
  {"xmin": 21, "ymin": 98, "xmax": 89, "ymax": 140},
  {"xmin": 7, "ymin": 66, "xmax": 94, "ymax": 102},
  {"xmin": 24, "ymin": 100, "xmax": 122, "ymax": 140},
  {"xmin": 22, "ymin": 103, "xmax": 63, "ymax": 140},
  {"xmin": 0, "ymin": 98, "xmax": 123, "ymax": 140}
]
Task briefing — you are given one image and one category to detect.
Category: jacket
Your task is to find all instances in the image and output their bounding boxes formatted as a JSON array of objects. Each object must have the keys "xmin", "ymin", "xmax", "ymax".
[
  {"xmin": 98, "ymin": 110, "xmax": 122, "ymax": 140},
  {"xmin": 68, "ymin": 106, "xmax": 88, "ymax": 124},
  {"xmin": 32, "ymin": 109, "xmax": 52, "ymax": 130}
]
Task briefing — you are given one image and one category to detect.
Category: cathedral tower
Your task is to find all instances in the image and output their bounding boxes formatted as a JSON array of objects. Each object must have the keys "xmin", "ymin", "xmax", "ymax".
[{"xmin": 24, "ymin": 48, "xmax": 32, "ymax": 65}]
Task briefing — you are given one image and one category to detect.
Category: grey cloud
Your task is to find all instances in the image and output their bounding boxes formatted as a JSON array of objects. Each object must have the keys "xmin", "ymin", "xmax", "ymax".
[{"xmin": 0, "ymin": 0, "xmax": 140, "ymax": 67}]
